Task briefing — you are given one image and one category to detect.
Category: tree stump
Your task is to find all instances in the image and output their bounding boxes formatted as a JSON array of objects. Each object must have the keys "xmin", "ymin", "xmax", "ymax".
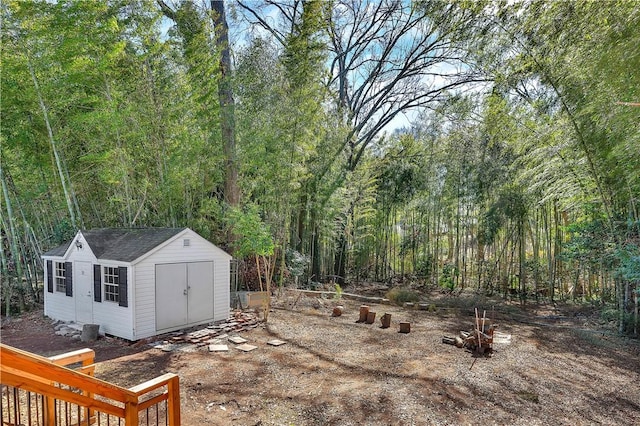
[
  {"xmin": 81, "ymin": 324, "xmax": 100, "ymax": 342},
  {"xmin": 332, "ymin": 306, "xmax": 344, "ymax": 317},
  {"xmin": 380, "ymin": 313, "xmax": 391, "ymax": 328},
  {"xmin": 366, "ymin": 311, "xmax": 376, "ymax": 324},
  {"xmin": 357, "ymin": 305, "xmax": 370, "ymax": 323},
  {"xmin": 399, "ymin": 322, "xmax": 411, "ymax": 333}
]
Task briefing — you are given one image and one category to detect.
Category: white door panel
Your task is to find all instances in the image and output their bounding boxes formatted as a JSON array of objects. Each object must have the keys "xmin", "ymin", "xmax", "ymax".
[
  {"xmin": 75, "ymin": 261, "xmax": 93, "ymax": 324},
  {"xmin": 155, "ymin": 261, "xmax": 215, "ymax": 331},
  {"xmin": 187, "ymin": 262, "xmax": 214, "ymax": 323},
  {"xmin": 155, "ymin": 263, "xmax": 187, "ymax": 331}
]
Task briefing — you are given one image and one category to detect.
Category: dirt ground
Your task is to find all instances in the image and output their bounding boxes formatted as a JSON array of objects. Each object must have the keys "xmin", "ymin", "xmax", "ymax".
[{"xmin": 2, "ymin": 290, "xmax": 640, "ymax": 425}]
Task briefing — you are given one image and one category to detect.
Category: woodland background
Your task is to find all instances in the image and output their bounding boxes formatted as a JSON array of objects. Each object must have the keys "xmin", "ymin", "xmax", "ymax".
[{"xmin": 1, "ymin": 0, "xmax": 639, "ymax": 335}]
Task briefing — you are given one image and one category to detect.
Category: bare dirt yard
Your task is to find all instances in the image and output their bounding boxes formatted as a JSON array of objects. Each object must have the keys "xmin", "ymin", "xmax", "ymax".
[{"xmin": 2, "ymin": 289, "xmax": 640, "ymax": 425}]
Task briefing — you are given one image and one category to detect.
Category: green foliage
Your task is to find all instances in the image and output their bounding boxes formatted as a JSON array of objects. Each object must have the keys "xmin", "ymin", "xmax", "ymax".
[
  {"xmin": 415, "ymin": 255, "xmax": 435, "ymax": 278},
  {"xmin": 226, "ymin": 204, "xmax": 274, "ymax": 259},
  {"xmin": 333, "ymin": 283, "xmax": 343, "ymax": 300},
  {"xmin": 615, "ymin": 244, "xmax": 640, "ymax": 282},
  {"xmin": 385, "ymin": 287, "xmax": 421, "ymax": 305},
  {"xmin": 439, "ymin": 262, "xmax": 459, "ymax": 292},
  {"xmin": 561, "ymin": 216, "xmax": 612, "ymax": 266},
  {"xmin": 285, "ymin": 248, "xmax": 309, "ymax": 278},
  {"xmin": 600, "ymin": 307, "xmax": 619, "ymax": 323},
  {"xmin": 52, "ymin": 220, "xmax": 75, "ymax": 245}
]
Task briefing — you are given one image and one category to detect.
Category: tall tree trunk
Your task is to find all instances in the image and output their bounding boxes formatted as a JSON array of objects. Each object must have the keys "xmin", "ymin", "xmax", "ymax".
[
  {"xmin": 519, "ymin": 219, "xmax": 526, "ymax": 304},
  {"xmin": 310, "ymin": 217, "xmax": 321, "ymax": 283},
  {"xmin": 211, "ymin": 0, "xmax": 240, "ymax": 210},
  {"xmin": 334, "ymin": 230, "xmax": 347, "ymax": 285}
]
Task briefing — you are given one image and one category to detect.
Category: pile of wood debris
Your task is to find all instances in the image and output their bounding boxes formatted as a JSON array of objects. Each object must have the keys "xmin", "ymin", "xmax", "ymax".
[
  {"xmin": 167, "ymin": 311, "xmax": 260, "ymax": 346},
  {"xmin": 442, "ymin": 308, "xmax": 498, "ymax": 355}
]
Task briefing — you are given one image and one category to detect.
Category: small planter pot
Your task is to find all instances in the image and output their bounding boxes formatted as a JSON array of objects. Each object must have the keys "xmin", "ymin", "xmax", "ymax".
[{"xmin": 380, "ymin": 313, "xmax": 391, "ymax": 329}]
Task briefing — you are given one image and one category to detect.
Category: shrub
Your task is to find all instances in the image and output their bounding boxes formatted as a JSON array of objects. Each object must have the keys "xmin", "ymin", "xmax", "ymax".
[
  {"xmin": 334, "ymin": 283, "xmax": 343, "ymax": 300},
  {"xmin": 600, "ymin": 308, "xmax": 618, "ymax": 323},
  {"xmin": 386, "ymin": 287, "xmax": 420, "ymax": 305},
  {"xmin": 439, "ymin": 262, "xmax": 458, "ymax": 292}
]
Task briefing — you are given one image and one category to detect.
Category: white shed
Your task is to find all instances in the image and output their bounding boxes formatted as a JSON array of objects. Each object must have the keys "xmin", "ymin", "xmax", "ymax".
[{"xmin": 42, "ymin": 228, "xmax": 231, "ymax": 341}]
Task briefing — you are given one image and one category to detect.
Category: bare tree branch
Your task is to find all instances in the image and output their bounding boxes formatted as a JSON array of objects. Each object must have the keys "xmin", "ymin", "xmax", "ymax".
[
  {"xmin": 236, "ymin": 0, "xmax": 287, "ymax": 45},
  {"xmin": 156, "ymin": 0, "xmax": 177, "ymax": 21},
  {"xmin": 236, "ymin": 0, "xmax": 486, "ymax": 171}
]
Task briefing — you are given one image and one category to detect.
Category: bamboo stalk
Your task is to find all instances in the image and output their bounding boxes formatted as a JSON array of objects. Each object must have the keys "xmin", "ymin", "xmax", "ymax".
[
  {"xmin": 475, "ymin": 308, "xmax": 481, "ymax": 350},
  {"xmin": 481, "ymin": 310, "xmax": 486, "ymax": 334},
  {"xmin": 27, "ymin": 56, "xmax": 79, "ymax": 229}
]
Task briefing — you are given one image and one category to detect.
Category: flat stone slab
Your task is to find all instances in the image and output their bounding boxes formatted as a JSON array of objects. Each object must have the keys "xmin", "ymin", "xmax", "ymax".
[
  {"xmin": 493, "ymin": 332, "xmax": 512, "ymax": 344},
  {"xmin": 267, "ymin": 339, "xmax": 287, "ymax": 346},
  {"xmin": 235, "ymin": 343, "xmax": 257, "ymax": 352},
  {"xmin": 154, "ymin": 343, "xmax": 189, "ymax": 352},
  {"xmin": 228, "ymin": 336, "xmax": 248, "ymax": 344},
  {"xmin": 208, "ymin": 344, "xmax": 229, "ymax": 352}
]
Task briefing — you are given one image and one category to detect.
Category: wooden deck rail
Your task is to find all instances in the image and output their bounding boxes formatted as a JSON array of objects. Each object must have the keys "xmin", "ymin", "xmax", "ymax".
[{"xmin": 0, "ymin": 343, "xmax": 180, "ymax": 425}]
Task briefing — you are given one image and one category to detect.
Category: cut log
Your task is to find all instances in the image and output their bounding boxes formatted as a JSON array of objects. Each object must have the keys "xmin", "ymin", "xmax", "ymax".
[
  {"xmin": 358, "ymin": 305, "xmax": 370, "ymax": 323},
  {"xmin": 443, "ymin": 335, "xmax": 465, "ymax": 347},
  {"xmin": 399, "ymin": 322, "xmax": 410, "ymax": 333},
  {"xmin": 380, "ymin": 313, "xmax": 391, "ymax": 328},
  {"xmin": 366, "ymin": 311, "xmax": 376, "ymax": 324},
  {"xmin": 332, "ymin": 306, "xmax": 344, "ymax": 317}
]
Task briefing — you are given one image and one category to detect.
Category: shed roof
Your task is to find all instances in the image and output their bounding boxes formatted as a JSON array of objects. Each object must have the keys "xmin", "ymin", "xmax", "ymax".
[{"xmin": 44, "ymin": 228, "xmax": 187, "ymax": 262}]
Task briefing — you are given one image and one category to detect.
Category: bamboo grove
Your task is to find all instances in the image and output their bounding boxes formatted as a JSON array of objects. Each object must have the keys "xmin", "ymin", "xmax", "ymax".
[{"xmin": 1, "ymin": 1, "xmax": 638, "ymax": 334}]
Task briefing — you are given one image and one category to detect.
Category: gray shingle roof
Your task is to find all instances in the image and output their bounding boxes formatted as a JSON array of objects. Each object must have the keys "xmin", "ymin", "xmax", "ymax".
[
  {"xmin": 43, "ymin": 228, "xmax": 186, "ymax": 262},
  {"xmin": 43, "ymin": 242, "xmax": 69, "ymax": 257}
]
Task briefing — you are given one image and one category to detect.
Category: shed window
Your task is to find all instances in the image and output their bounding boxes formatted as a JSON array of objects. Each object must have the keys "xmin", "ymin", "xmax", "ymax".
[
  {"xmin": 55, "ymin": 262, "xmax": 66, "ymax": 293},
  {"xmin": 104, "ymin": 267, "xmax": 120, "ymax": 302}
]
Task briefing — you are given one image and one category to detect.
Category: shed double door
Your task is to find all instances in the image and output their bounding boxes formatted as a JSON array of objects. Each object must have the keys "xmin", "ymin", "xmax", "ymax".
[{"xmin": 155, "ymin": 262, "xmax": 214, "ymax": 331}]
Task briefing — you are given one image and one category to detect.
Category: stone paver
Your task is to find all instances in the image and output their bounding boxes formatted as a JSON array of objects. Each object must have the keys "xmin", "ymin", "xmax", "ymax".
[
  {"xmin": 235, "ymin": 343, "xmax": 257, "ymax": 352},
  {"xmin": 208, "ymin": 344, "xmax": 229, "ymax": 352}
]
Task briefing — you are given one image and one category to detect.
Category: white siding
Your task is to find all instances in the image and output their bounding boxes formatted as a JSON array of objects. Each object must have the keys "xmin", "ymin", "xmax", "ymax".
[
  {"xmin": 43, "ymin": 277, "xmax": 76, "ymax": 322},
  {"xmin": 132, "ymin": 229, "xmax": 231, "ymax": 340},
  {"xmin": 92, "ymin": 261, "xmax": 134, "ymax": 340},
  {"xmin": 43, "ymin": 234, "xmax": 97, "ymax": 323},
  {"xmin": 213, "ymin": 257, "xmax": 230, "ymax": 321}
]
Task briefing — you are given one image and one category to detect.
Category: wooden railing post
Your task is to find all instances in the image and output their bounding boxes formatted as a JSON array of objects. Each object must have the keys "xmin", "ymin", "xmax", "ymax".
[
  {"xmin": 167, "ymin": 375, "xmax": 181, "ymax": 426},
  {"xmin": 82, "ymin": 354, "xmax": 94, "ymax": 424},
  {"xmin": 124, "ymin": 401, "xmax": 140, "ymax": 426},
  {"xmin": 44, "ymin": 395, "xmax": 56, "ymax": 426}
]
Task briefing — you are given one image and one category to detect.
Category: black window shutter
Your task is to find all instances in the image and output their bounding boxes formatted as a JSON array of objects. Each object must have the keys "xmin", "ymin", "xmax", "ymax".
[
  {"xmin": 65, "ymin": 262, "xmax": 73, "ymax": 297},
  {"xmin": 118, "ymin": 266, "xmax": 128, "ymax": 307},
  {"xmin": 93, "ymin": 264, "xmax": 102, "ymax": 302},
  {"xmin": 47, "ymin": 260, "xmax": 53, "ymax": 293}
]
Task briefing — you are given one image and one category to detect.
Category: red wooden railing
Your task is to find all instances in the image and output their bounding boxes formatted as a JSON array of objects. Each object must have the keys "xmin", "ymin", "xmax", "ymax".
[{"xmin": 0, "ymin": 343, "xmax": 180, "ymax": 425}]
